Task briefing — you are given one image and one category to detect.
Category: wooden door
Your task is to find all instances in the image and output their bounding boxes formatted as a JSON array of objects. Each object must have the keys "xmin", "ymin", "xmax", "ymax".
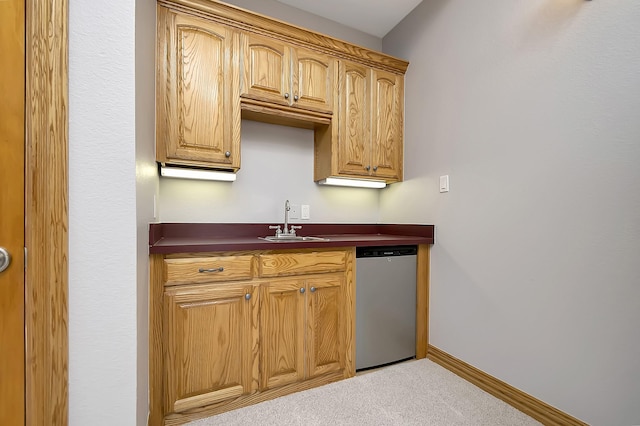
[
  {"xmin": 163, "ymin": 282, "xmax": 257, "ymax": 414},
  {"xmin": 157, "ymin": 7, "xmax": 240, "ymax": 169},
  {"xmin": 240, "ymin": 33, "xmax": 291, "ymax": 106},
  {"xmin": 337, "ymin": 61, "xmax": 371, "ymax": 177},
  {"xmin": 370, "ymin": 69, "xmax": 403, "ymax": 181},
  {"xmin": 0, "ymin": 0, "xmax": 25, "ymax": 424},
  {"xmin": 259, "ymin": 278, "xmax": 306, "ymax": 390},
  {"xmin": 291, "ymin": 47, "xmax": 335, "ymax": 113},
  {"xmin": 306, "ymin": 275, "xmax": 345, "ymax": 378}
]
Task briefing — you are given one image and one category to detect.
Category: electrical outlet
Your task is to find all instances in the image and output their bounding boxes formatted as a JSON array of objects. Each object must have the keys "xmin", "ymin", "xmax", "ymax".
[
  {"xmin": 289, "ymin": 203, "xmax": 300, "ymax": 220},
  {"xmin": 301, "ymin": 204, "xmax": 310, "ymax": 220}
]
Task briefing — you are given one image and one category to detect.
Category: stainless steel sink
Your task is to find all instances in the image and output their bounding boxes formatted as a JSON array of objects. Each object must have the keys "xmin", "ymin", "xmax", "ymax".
[{"xmin": 259, "ymin": 235, "xmax": 330, "ymax": 242}]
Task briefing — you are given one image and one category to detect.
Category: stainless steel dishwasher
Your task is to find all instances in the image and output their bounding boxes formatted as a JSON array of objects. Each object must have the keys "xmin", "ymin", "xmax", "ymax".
[{"xmin": 356, "ymin": 245, "xmax": 417, "ymax": 371}]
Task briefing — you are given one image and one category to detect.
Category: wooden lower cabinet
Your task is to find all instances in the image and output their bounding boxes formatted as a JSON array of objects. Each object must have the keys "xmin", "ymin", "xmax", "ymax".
[
  {"xmin": 260, "ymin": 274, "xmax": 346, "ymax": 391},
  {"xmin": 163, "ymin": 282, "xmax": 258, "ymax": 414},
  {"xmin": 150, "ymin": 249, "xmax": 355, "ymax": 425}
]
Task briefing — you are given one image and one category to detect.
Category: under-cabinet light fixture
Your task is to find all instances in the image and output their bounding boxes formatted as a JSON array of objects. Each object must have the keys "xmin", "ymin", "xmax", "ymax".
[
  {"xmin": 160, "ymin": 165, "xmax": 236, "ymax": 182},
  {"xmin": 317, "ymin": 177, "xmax": 386, "ymax": 189}
]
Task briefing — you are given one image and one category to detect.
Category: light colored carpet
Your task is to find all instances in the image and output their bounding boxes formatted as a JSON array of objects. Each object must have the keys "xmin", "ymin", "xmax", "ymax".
[{"xmin": 187, "ymin": 358, "xmax": 541, "ymax": 426}]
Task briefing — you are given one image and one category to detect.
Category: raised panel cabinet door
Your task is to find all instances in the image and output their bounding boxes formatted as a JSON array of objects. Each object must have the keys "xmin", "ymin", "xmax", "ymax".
[
  {"xmin": 337, "ymin": 61, "xmax": 371, "ymax": 176},
  {"xmin": 306, "ymin": 275, "xmax": 346, "ymax": 378},
  {"xmin": 164, "ymin": 282, "xmax": 257, "ymax": 414},
  {"xmin": 158, "ymin": 8, "xmax": 240, "ymax": 169},
  {"xmin": 291, "ymin": 47, "xmax": 335, "ymax": 113},
  {"xmin": 240, "ymin": 33, "xmax": 291, "ymax": 106},
  {"xmin": 259, "ymin": 279, "xmax": 306, "ymax": 390},
  {"xmin": 370, "ymin": 69, "xmax": 403, "ymax": 181}
]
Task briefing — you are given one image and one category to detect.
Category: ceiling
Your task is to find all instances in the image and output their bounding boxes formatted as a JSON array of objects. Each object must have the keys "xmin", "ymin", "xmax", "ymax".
[{"xmin": 275, "ymin": 0, "xmax": 423, "ymax": 38}]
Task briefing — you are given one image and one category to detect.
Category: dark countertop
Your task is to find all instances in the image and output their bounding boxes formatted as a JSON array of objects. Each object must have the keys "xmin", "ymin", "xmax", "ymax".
[{"xmin": 149, "ymin": 223, "xmax": 434, "ymax": 254}]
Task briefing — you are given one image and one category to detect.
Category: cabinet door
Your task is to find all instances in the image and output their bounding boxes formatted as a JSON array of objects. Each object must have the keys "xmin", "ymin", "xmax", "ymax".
[
  {"xmin": 306, "ymin": 275, "xmax": 346, "ymax": 378},
  {"xmin": 164, "ymin": 282, "xmax": 257, "ymax": 414},
  {"xmin": 240, "ymin": 33, "xmax": 291, "ymax": 106},
  {"xmin": 337, "ymin": 61, "xmax": 371, "ymax": 176},
  {"xmin": 157, "ymin": 8, "xmax": 240, "ymax": 169},
  {"xmin": 259, "ymin": 279, "xmax": 306, "ymax": 390},
  {"xmin": 370, "ymin": 69, "xmax": 403, "ymax": 181},
  {"xmin": 291, "ymin": 47, "xmax": 335, "ymax": 113}
]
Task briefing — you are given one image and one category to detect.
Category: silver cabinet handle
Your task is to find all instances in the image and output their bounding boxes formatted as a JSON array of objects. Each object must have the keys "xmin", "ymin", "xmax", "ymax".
[
  {"xmin": 300, "ymin": 287, "xmax": 305, "ymax": 294},
  {"xmin": 365, "ymin": 165, "xmax": 371, "ymax": 171},
  {"xmin": 198, "ymin": 267, "xmax": 224, "ymax": 273},
  {"xmin": 373, "ymin": 166, "xmax": 378, "ymax": 171},
  {"xmin": 225, "ymin": 151, "xmax": 231, "ymax": 158},
  {"xmin": 310, "ymin": 286, "xmax": 316, "ymax": 293},
  {"xmin": 284, "ymin": 93, "xmax": 290, "ymax": 99},
  {"xmin": 293, "ymin": 95, "xmax": 299, "ymax": 101},
  {"xmin": 0, "ymin": 247, "xmax": 10, "ymax": 273},
  {"xmin": 245, "ymin": 293, "xmax": 251, "ymax": 300}
]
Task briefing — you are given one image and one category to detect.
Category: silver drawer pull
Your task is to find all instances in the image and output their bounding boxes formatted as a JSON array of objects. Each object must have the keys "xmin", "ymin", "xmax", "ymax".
[{"xmin": 198, "ymin": 267, "xmax": 224, "ymax": 273}]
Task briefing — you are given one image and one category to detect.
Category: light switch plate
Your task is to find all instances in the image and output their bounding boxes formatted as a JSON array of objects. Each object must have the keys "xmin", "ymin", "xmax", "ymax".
[{"xmin": 439, "ymin": 175, "xmax": 450, "ymax": 193}]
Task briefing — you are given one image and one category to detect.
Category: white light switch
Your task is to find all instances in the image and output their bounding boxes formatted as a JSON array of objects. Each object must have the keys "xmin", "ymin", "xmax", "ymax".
[
  {"xmin": 439, "ymin": 175, "xmax": 450, "ymax": 193},
  {"xmin": 301, "ymin": 204, "xmax": 310, "ymax": 220}
]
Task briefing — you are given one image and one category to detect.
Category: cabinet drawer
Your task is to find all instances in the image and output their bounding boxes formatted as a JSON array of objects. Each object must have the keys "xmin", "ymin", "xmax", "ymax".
[
  {"xmin": 164, "ymin": 255, "xmax": 254, "ymax": 286},
  {"xmin": 259, "ymin": 251, "xmax": 346, "ymax": 277}
]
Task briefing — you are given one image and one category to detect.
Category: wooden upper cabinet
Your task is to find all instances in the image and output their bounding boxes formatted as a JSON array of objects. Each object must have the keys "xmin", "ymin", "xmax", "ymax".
[
  {"xmin": 240, "ymin": 32, "xmax": 335, "ymax": 114},
  {"xmin": 336, "ymin": 61, "xmax": 370, "ymax": 177},
  {"xmin": 239, "ymin": 34, "xmax": 290, "ymax": 107},
  {"xmin": 156, "ymin": 7, "xmax": 241, "ymax": 170},
  {"xmin": 292, "ymin": 47, "xmax": 335, "ymax": 113},
  {"xmin": 370, "ymin": 69, "xmax": 403, "ymax": 181},
  {"xmin": 316, "ymin": 60, "xmax": 404, "ymax": 183},
  {"xmin": 163, "ymin": 282, "xmax": 257, "ymax": 414}
]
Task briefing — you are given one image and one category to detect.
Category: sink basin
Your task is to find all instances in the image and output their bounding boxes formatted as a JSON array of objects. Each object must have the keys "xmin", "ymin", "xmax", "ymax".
[{"xmin": 259, "ymin": 236, "xmax": 330, "ymax": 242}]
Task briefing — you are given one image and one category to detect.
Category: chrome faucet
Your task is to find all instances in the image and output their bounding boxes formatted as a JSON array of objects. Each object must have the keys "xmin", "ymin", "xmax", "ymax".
[
  {"xmin": 283, "ymin": 200, "xmax": 291, "ymax": 235},
  {"xmin": 268, "ymin": 200, "xmax": 302, "ymax": 238}
]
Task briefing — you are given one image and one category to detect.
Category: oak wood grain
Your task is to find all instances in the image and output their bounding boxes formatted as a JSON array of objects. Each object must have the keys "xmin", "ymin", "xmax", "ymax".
[
  {"xmin": 259, "ymin": 278, "xmax": 306, "ymax": 390},
  {"xmin": 150, "ymin": 255, "xmax": 166, "ymax": 426},
  {"xmin": 151, "ymin": 249, "xmax": 355, "ymax": 424},
  {"xmin": 343, "ymin": 248, "xmax": 356, "ymax": 377},
  {"xmin": 157, "ymin": 6, "xmax": 241, "ymax": 169},
  {"xmin": 158, "ymin": 0, "xmax": 409, "ymax": 74},
  {"xmin": 416, "ymin": 244, "xmax": 430, "ymax": 358},
  {"xmin": 259, "ymin": 251, "xmax": 346, "ymax": 277},
  {"xmin": 25, "ymin": 0, "xmax": 69, "ymax": 424},
  {"xmin": 164, "ymin": 255, "xmax": 254, "ymax": 285},
  {"xmin": 337, "ymin": 60, "xmax": 370, "ymax": 176},
  {"xmin": 306, "ymin": 275, "xmax": 345, "ymax": 378},
  {"xmin": 164, "ymin": 282, "xmax": 257, "ymax": 413},
  {"xmin": 0, "ymin": 0, "xmax": 25, "ymax": 423},
  {"xmin": 370, "ymin": 69, "xmax": 403, "ymax": 181}
]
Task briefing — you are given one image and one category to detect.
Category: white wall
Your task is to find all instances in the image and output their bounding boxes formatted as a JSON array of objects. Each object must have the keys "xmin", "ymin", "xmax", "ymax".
[
  {"xmin": 135, "ymin": 0, "xmax": 158, "ymax": 425},
  {"xmin": 160, "ymin": 121, "xmax": 380, "ymax": 223},
  {"xmin": 382, "ymin": 0, "xmax": 640, "ymax": 424},
  {"xmin": 69, "ymin": 0, "xmax": 138, "ymax": 423}
]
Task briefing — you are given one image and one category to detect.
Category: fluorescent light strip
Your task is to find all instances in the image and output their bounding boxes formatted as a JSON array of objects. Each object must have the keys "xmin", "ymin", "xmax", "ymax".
[
  {"xmin": 160, "ymin": 165, "xmax": 236, "ymax": 182},
  {"xmin": 317, "ymin": 177, "xmax": 386, "ymax": 189}
]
